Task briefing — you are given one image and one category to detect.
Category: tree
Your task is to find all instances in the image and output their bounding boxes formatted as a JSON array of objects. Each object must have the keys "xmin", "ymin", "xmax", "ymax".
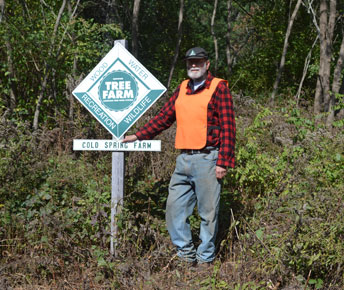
[
  {"xmin": 131, "ymin": 0, "xmax": 141, "ymax": 58},
  {"xmin": 271, "ymin": 0, "xmax": 303, "ymax": 101},
  {"xmin": 225, "ymin": 0, "xmax": 232, "ymax": 75},
  {"xmin": 0, "ymin": 0, "xmax": 123, "ymax": 129},
  {"xmin": 166, "ymin": 0, "xmax": 184, "ymax": 90},
  {"xmin": 1, "ymin": 0, "xmax": 342, "ymax": 129},
  {"xmin": 314, "ymin": 0, "xmax": 337, "ymax": 115},
  {"xmin": 33, "ymin": 0, "xmax": 68, "ymax": 131},
  {"xmin": 1, "ymin": 0, "xmax": 17, "ymax": 115},
  {"xmin": 326, "ymin": 28, "xmax": 344, "ymax": 127},
  {"xmin": 0, "ymin": 0, "xmax": 4, "ymax": 23},
  {"xmin": 211, "ymin": 0, "xmax": 219, "ymax": 74}
]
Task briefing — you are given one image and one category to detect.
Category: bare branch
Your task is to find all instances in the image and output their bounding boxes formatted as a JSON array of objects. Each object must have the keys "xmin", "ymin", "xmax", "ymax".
[
  {"xmin": 303, "ymin": 0, "xmax": 320, "ymax": 34},
  {"xmin": 211, "ymin": 0, "xmax": 219, "ymax": 74},
  {"xmin": 296, "ymin": 35, "xmax": 319, "ymax": 103},
  {"xmin": 33, "ymin": 0, "xmax": 67, "ymax": 130},
  {"xmin": 0, "ymin": 0, "xmax": 4, "ymax": 23},
  {"xmin": 167, "ymin": 0, "xmax": 184, "ymax": 90},
  {"xmin": 271, "ymin": 0, "xmax": 303, "ymax": 101},
  {"xmin": 56, "ymin": 0, "xmax": 81, "ymax": 58},
  {"xmin": 226, "ymin": 0, "xmax": 232, "ymax": 74}
]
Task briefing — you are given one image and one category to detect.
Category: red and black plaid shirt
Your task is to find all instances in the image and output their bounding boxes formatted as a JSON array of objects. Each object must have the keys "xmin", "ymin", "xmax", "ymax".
[{"xmin": 135, "ymin": 72, "xmax": 236, "ymax": 168}]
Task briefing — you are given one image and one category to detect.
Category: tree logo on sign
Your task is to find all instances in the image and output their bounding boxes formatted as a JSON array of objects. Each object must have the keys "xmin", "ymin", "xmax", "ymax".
[{"xmin": 99, "ymin": 71, "xmax": 138, "ymax": 111}]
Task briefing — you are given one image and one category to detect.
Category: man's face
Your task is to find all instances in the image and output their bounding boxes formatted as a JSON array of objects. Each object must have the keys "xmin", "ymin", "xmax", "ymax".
[{"xmin": 186, "ymin": 58, "xmax": 210, "ymax": 81}]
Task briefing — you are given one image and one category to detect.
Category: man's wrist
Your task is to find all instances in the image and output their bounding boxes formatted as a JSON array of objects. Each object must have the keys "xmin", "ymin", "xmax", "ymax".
[
  {"xmin": 216, "ymin": 165, "xmax": 227, "ymax": 170},
  {"xmin": 134, "ymin": 132, "xmax": 142, "ymax": 140}
]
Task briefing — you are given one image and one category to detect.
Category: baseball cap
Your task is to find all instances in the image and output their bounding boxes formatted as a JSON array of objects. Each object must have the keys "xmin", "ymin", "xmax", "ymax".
[{"xmin": 184, "ymin": 47, "xmax": 208, "ymax": 60}]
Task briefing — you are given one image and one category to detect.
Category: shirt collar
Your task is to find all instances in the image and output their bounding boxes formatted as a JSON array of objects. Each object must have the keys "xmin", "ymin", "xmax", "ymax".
[{"xmin": 187, "ymin": 72, "xmax": 214, "ymax": 92}]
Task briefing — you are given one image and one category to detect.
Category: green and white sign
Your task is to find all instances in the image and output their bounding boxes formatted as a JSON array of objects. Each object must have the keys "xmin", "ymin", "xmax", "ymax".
[{"xmin": 72, "ymin": 42, "xmax": 166, "ymax": 139}]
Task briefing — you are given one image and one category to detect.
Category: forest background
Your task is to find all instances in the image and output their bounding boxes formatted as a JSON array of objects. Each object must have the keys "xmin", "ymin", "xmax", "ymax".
[{"xmin": 1, "ymin": 0, "xmax": 344, "ymax": 289}]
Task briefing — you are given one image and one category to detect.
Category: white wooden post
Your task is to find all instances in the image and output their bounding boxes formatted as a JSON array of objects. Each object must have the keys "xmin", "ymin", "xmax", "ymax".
[
  {"xmin": 110, "ymin": 39, "xmax": 128, "ymax": 256},
  {"xmin": 72, "ymin": 39, "xmax": 165, "ymax": 255}
]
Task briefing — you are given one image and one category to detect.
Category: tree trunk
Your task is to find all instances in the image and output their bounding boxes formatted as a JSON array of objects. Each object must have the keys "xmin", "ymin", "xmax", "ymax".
[
  {"xmin": 323, "ymin": 0, "xmax": 336, "ymax": 110},
  {"xmin": 5, "ymin": 43, "xmax": 16, "ymax": 113},
  {"xmin": 32, "ymin": 0, "xmax": 80, "ymax": 129},
  {"xmin": 166, "ymin": 0, "xmax": 184, "ymax": 90},
  {"xmin": 271, "ymin": 0, "xmax": 302, "ymax": 101},
  {"xmin": 131, "ymin": 0, "xmax": 141, "ymax": 58},
  {"xmin": 0, "ymin": 0, "xmax": 4, "ymax": 23},
  {"xmin": 3, "ymin": 0, "xmax": 16, "ymax": 113},
  {"xmin": 314, "ymin": 0, "xmax": 328, "ymax": 114},
  {"xmin": 211, "ymin": 0, "xmax": 219, "ymax": 74},
  {"xmin": 106, "ymin": 0, "xmax": 123, "ymax": 29},
  {"xmin": 314, "ymin": 0, "xmax": 336, "ymax": 115},
  {"xmin": 225, "ymin": 0, "xmax": 232, "ymax": 75},
  {"xmin": 33, "ymin": 0, "xmax": 67, "ymax": 130},
  {"xmin": 326, "ymin": 31, "xmax": 344, "ymax": 127},
  {"xmin": 67, "ymin": 0, "xmax": 76, "ymax": 121}
]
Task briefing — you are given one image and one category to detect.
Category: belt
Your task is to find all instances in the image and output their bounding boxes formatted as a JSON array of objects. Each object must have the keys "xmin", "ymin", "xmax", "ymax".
[{"xmin": 181, "ymin": 147, "xmax": 217, "ymax": 155}]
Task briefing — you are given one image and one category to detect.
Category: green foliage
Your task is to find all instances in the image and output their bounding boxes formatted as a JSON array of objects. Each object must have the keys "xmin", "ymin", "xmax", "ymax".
[
  {"xmin": 1, "ymin": 100, "xmax": 344, "ymax": 288},
  {"xmin": 0, "ymin": 0, "xmax": 123, "ymax": 126},
  {"xmin": 234, "ymin": 106, "xmax": 280, "ymax": 194},
  {"xmin": 1, "ymin": 0, "xmax": 344, "ymax": 288},
  {"xmin": 0, "ymin": 121, "xmax": 47, "ymax": 207},
  {"xmin": 229, "ymin": 1, "xmax": 318, "ymax": 96},
  {"xmin": 223, "ymin": 102, "xmax": 344, "ymax": 287},
  {"xmin": 233, "ymin": 281, "xmax": 266, "ymax": 290},
  {"xmin": 333, "ymin": 93, "xmax": 344, "ymax": 128}
]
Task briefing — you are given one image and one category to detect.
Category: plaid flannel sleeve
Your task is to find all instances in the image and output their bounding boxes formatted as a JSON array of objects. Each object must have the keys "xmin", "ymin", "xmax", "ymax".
[
  {"xmin": 216, "ymin": 81, "xmax": 236, "ymax": 168},
  {"xmin": 135, "ymin": 87, "xmax": 180, "ymax": 140}
]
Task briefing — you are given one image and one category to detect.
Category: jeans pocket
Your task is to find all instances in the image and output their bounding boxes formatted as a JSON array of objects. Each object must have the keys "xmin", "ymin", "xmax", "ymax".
[{"xmin": 203, "ymin": 150, "xmax": 218, "ymax": 161}]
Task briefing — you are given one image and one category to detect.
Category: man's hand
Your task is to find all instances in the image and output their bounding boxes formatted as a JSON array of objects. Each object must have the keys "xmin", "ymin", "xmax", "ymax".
[
  {"xmin": 215, "ymin": 166, "xmax": 227, "ymax": 179},
  {"xmin": 122, "ymin": 135, "xmax": 138, "ymax": 143}
]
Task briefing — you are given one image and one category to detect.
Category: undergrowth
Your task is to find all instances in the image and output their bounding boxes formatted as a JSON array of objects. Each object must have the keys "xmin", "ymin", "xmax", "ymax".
[{"xmin": 1, "ymin": 98, "xmax": 343, "ymax": 289}]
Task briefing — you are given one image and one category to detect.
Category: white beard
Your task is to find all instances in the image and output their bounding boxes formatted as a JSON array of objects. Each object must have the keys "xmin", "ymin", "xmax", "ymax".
[{"xmin": 187, "ymin": 62, "xmax": 207, "ymax": 81}]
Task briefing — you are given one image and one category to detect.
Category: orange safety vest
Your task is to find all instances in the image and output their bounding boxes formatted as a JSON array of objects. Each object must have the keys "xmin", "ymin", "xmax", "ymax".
[{"xmin": 175, "ymin": 77, "xmax": 226, "ymax": 149}]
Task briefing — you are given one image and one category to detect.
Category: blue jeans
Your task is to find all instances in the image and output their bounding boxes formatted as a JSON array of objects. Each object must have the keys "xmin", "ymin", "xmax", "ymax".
[{"xmin": 166, "ymin": 150, "xmax": 221, "ymax": 263}]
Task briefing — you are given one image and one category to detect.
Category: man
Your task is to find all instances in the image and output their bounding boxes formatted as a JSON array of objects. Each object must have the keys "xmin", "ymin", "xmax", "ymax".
[{"xmin": 122, "ymin": 47, "xmax": 235, "ymax": 266}]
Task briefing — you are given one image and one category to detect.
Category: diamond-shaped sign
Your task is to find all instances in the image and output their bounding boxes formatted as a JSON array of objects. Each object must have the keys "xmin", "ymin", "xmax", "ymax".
[{"xmin": 73, "ymin": 42, "xmax": 166, "ymax": 139}]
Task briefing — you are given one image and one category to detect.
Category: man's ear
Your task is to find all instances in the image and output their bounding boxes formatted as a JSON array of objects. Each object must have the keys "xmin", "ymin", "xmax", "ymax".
[{"xmin": 206, "ymin": 60, "xmax": 210, "ymax": 70}]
